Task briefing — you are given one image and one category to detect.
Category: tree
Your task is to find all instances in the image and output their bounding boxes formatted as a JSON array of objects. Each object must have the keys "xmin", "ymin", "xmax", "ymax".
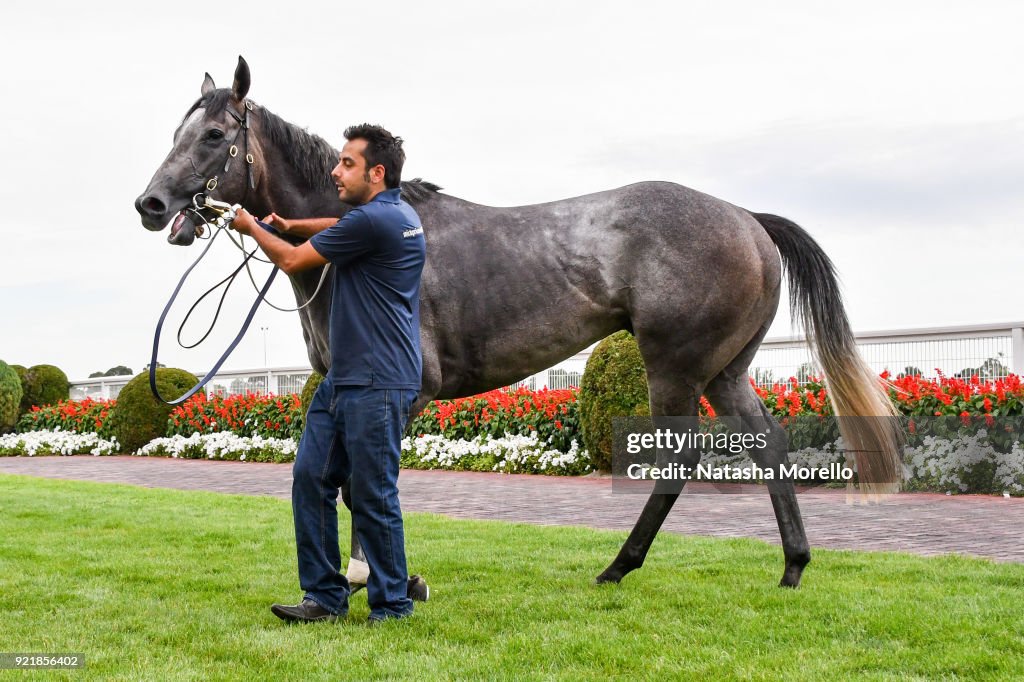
[
  {"xmin": 89, "ymin": 365, "xmax": 134, "ymax": 378},
  {"xmin": 229, "ymin": 376, "xmax": 267, "ymax": 395},
  {"xmin": 956, "ymin": 354, "xmax": 1009, "ymax": 381}
]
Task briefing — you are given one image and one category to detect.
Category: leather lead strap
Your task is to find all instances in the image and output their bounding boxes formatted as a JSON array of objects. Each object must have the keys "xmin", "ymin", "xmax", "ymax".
[{"xmin": 149, "ymin": 227, "xmax": 279, "ymax": 406}]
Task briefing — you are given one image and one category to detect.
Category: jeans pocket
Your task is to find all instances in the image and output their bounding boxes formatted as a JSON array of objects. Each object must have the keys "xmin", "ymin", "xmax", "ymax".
[{"xmin": 401, "ymin": 391, "xmax": 418, "ymax": 430}]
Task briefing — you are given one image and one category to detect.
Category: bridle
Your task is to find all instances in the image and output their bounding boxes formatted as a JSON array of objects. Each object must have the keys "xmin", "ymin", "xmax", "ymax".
[
  {"xmin": 207, "ymin": 99, "xmax": 256, "ymax": 196},
  {"xmin": 176, "ymin": 99, "xmax": 256, "ymax": 238},
  {"xmin": 149, "ymin": 100, "xmax": 330, "ymax": 406}
]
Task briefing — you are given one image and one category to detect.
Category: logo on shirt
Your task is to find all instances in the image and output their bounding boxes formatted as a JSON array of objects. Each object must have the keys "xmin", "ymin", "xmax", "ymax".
[{"xmin": 403, "ymin": 227, "xmax": 424, "ymax": 238}]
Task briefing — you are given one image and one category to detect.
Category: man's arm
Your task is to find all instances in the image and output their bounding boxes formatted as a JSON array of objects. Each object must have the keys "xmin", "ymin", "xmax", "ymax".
[
  {"xmin": 262, "ymin": 213, "xmax": 338, "ymax": 239},
  {"xmin": 231, "ymin": 209, "xmax": 328, "ymax": 275}
]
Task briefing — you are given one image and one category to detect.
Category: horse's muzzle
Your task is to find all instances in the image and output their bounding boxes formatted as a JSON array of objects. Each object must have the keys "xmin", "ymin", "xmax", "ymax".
[{"xmin": 135, "ymin": 193, "xmax": 172, "ymax": 232}]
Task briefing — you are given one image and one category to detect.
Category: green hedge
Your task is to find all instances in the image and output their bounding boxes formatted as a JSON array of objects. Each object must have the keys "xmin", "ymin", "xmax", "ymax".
[
  {"xmin": 0, "ymin": 361, "xmax": 23, "ymax": 433},
  {"xmin": 19, "ymin": 364, "xmax": 69, "ymax": 416},
  {"xmin": 578, "ymin": 331, "xmax": 650, "ymax": 472},
  {"xmin": 108, "ymin": 369, "xmax": 202, "ymax": 453}
]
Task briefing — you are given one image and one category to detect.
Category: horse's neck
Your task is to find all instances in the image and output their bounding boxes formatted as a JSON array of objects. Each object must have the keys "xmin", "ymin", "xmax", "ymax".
[
  {"xmin": 253, "ymin": 171, "xmax": 341, "ymax": 220},
  {"xmin": 249, "ymin": 121, "xmax": 342, "ymax": 220}
]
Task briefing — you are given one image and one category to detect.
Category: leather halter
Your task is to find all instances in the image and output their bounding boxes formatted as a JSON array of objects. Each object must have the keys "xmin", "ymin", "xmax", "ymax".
[{"xmin": 205, "ymin": 99, "xmax": 256, "ymax": 195}]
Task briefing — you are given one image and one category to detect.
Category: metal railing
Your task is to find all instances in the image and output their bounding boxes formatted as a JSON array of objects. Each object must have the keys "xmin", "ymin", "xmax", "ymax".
[
  {"xmin": 750, "ymin": 322, "xmax": 1024, "ymax": 387},
  {"xmin": 69, "ymin": 322, "xmax": 1024, "ymax": 399},
  {"xmin": 69, "ymin": 366, "xmax": 314, "ymax": 401}
]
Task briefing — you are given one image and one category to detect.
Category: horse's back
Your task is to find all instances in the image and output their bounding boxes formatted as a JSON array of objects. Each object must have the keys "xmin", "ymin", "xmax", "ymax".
[
  {"xmin": 410, "ymin": 180, "xmax": 782, "ymax": 391},
  {"xmin": 414, "ymin": 180, "xmax": 771, "ymax": 249}
]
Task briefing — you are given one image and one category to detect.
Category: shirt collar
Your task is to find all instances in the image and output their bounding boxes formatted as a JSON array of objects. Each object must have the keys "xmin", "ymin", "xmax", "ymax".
[{"xmin": 369, "ymin": 188, "xmax": 402, "ymax": 205}]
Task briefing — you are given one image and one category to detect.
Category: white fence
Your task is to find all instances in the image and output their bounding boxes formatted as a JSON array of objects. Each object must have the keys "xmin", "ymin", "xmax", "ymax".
[
  {"xmin": 750, "ymin": 321, "xmax": 1024, "ymax": 386},
  {"xmin": 70, "ymin": 321, "xmax": 1024, "ymax": 399},
  {"xmin": 70, "ymin": 366, "xmax": 314, "ymax": 401}
]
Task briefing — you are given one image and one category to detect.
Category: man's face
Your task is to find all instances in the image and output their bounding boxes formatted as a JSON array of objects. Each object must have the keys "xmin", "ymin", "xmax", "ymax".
[{"xmin": 331, "ymin": 138, "xmax": 378, "ymax": 206}]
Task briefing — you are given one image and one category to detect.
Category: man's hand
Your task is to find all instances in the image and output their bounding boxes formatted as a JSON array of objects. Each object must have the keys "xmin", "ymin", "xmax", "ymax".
[
  {"xmin": 226, "ymin": 208, "xmax": 329, "ymax": 275},
  {"xmin": 262, "ymin": 212, "xmax": 293, "ymax": 234},
  {"xmin": 231, "ymin": 208, "xmax": 259, "ymax": 236}
]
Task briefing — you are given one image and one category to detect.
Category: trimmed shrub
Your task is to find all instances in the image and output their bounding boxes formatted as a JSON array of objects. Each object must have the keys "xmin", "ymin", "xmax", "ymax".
[
  {"xmin": 11, "ymin": 365, "xmax": 27, "ymax": 389},
  {"xmin": 578, "ymin": 331, "xmax": 650, "ymax": 472},
  {"xmin": 301, "ymin": 371, "xmax": 325, "ymax": 417},
  {"xmin": 0, "ymin": 361, "xmax": 23, "ymax": 433},
  {"xmin": 19, "ymin": 364, "xmax": 70, "ymax": 415},
  {"xmin": 108, "ymin": 369, "xmax": 202, "ymax": 453}
]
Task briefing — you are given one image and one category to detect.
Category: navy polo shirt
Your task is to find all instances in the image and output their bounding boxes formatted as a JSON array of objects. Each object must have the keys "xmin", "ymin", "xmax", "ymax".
[{"xmin": 309, "ymin": 188, "xmax": 425, "ymax": 390}]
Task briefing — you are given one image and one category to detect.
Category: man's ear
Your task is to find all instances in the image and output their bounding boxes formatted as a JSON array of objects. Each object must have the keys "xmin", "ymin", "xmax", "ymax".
[{"xmin": 371, "ymin": 165, "xmax": 387, "ymax": 185}]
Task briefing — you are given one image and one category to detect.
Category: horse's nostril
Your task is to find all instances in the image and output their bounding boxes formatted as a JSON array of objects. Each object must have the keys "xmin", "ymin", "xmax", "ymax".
[{"xmin": 136, "ymin": 195, "xmax": 167, "ymax": 217}]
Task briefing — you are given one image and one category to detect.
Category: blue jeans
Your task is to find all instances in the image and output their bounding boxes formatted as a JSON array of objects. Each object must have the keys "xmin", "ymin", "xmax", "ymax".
[{"xmin": 292, "ymin": 380, "xmax": 416, "ymax": 619}]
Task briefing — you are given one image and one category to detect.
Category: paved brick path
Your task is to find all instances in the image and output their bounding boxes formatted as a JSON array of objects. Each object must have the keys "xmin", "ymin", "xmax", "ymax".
[{"xmin": 2, "ymin": 456, "xmax": 1023, "ymax": 563}]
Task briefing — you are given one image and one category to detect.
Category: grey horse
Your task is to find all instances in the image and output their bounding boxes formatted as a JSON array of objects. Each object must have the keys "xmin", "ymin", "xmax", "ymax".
[{"xmin": 136, "ymin": 57, "xmax": 901, "ymax": 590}]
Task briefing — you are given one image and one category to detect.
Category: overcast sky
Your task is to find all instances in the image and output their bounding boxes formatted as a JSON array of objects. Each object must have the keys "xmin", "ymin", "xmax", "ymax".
[{"xmin": 2, "ymin": 1, "xmax": 1022, "ymax": 380}]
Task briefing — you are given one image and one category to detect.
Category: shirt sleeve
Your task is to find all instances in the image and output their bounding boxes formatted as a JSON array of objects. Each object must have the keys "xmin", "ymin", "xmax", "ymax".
[{"xmin": 308, "ymin": 208, "xmax": 374, "ymax": 266}]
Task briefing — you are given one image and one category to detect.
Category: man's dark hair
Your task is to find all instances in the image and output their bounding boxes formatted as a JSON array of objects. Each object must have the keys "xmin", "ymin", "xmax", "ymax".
[{"xmin": 344, "ymin": 123, "xmax": 405, "ymax": 189}]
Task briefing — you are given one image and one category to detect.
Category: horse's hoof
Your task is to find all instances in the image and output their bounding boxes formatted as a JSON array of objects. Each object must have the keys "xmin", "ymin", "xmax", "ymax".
[
  {"xmin": 407, "ymin": 574, "xmax": 430, "ymax": 602},
  {"xmin": 594, "ymin": 570, "xmax": 622, "ymax": 585},
  {"xmin": 778, "ymin": 553, "xmax": 810, "ymax": 588}
]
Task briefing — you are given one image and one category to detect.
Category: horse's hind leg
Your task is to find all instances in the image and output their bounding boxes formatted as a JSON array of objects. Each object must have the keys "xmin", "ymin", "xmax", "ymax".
[
  {"xmin": 704, "ymin": 373, "xmax": 811, "ymax": 587},
  {"xmin": 595, "ymin": 379, "xmax": 701, "ymax": 584}
]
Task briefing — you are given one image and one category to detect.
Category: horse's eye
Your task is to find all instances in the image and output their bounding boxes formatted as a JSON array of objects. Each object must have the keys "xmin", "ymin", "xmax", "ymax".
[{"xmin": 206, "ymin": 129, "xmax": 225, "ymax": 141}]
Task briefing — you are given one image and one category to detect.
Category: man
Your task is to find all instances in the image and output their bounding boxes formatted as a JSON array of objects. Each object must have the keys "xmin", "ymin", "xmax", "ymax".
[{"xmin": 230, "ymin": 124, "xmax": 426, "ymax": 625}]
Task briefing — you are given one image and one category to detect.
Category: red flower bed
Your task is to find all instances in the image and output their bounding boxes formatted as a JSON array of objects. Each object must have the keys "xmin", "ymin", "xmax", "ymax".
[
  {"xmin": 167, "ymin": 392, "xmax": 304, "ymax": 440},
  {"xmin": 410, "ymin": 386, "xmax": 580, "ymax": 452},
  {"xmin": 887, "ymin": 371, "xmax": 1023, "ymax": 419},
  {"xmin": 17, "ymin": 374, "xmax": 1024, "ymax": 453},
  {"xmin": 749, "ymin": 372, "xmax": 1024, "ymax": 420},
  {"xmin": 17, "ymin": 398, "xmax": 117, "ymax": 438}
]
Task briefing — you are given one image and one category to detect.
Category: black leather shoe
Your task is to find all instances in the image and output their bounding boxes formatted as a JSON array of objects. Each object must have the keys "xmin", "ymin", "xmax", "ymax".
[{"xmin": 270, "ymin": 598, "xmax": 342, "ymax": 623}]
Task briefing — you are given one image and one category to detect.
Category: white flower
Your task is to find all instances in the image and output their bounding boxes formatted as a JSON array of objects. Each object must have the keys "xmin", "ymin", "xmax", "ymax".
[
  {"xmin": 0, "ymin": 429, "xmax": 120, "ymax": 457},
  {"xmin": 903, "ymin": 431, "xmax": 1015, "ymax": 493},
  {"xmin": 135, "ymin": 432, "xmax": 296, "ymax": 461},
  {"xmin": 402, "ymin": 432, "xmax": 589, "ymax": 475}
]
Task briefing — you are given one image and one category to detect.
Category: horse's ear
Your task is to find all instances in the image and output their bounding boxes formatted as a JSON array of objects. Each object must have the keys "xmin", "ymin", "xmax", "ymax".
[
  {"xmin": 201, "ymin": 72, "xmax": 216, "ymax": 97},
  {"xmin": 232, "ymin": 56, "xmax": 251, "ymax": 101}
]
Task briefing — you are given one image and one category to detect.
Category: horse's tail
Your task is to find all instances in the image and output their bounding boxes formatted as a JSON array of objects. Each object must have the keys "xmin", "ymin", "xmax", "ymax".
[{"xmin": 752, "ymin": 212, "xmax": 902, "ymax": 494}]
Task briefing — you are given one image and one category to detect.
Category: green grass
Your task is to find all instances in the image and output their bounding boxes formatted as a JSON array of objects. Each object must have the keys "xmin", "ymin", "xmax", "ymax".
[{"xmin": 0, "ymin": 475, "xmax": 1022, "ymax": 681}]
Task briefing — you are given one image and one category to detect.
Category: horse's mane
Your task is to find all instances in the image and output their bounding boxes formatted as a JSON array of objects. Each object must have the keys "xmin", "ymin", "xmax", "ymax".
[
  {"xmin": 400, "ymin": 178, "xmax": 443, "ymax": 203},
  {"xmin": 258, "ymin": 106, "xmax": 338, "ymax": 194},
  {"xmin": 181, "ymin": 90, "xmax": 442, "ymax": 204}
]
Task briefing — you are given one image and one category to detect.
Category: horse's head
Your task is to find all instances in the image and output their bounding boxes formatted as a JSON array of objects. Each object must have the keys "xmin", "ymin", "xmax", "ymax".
[{"xmin": 135, "ymin": 56, "xmax": 259, "ymax": 246}]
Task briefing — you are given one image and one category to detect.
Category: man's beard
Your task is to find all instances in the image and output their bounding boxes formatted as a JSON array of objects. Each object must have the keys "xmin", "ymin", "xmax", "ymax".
[{"xmin": 340, "ymin": 173, "xmax": 373, "ymax": 206}]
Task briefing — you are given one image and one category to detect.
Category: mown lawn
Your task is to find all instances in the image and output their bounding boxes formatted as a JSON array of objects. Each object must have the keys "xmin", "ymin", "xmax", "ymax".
[{"xmin": 0, "ymin": 473, "xmax": 1022, "ymax": 680}]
